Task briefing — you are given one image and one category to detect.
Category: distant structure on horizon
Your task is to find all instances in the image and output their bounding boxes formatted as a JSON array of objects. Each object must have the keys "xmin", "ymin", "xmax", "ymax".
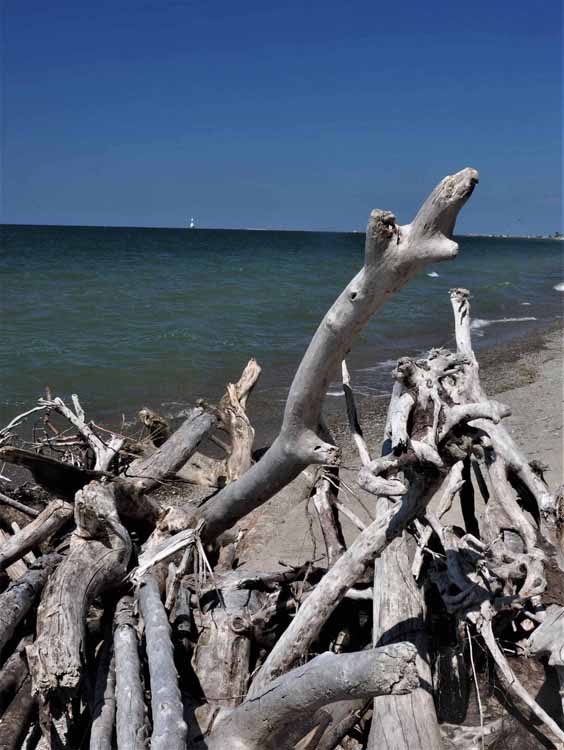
[{"xmin": 188, "ymin": 217, "xmax": 195, "ymax": 229}]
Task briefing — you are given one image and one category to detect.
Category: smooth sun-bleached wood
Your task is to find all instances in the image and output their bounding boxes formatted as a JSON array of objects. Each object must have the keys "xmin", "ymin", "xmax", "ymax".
[{"xmin": 164, "ymin": 167, "xmax": 479, "ymax": 544}]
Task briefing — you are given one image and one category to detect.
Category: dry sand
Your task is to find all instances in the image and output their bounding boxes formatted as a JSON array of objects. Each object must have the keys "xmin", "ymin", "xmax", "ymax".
[{"xmin": 235, "ymin": 325, "xmax": 563, "ymax": 571}]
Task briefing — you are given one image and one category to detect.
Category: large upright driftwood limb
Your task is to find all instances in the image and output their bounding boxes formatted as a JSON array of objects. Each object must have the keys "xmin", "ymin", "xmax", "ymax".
[
  {"xmin": 207, "ymin": 643, "xmax": 419, "ymax": 750},
  {"xmin": 164, "ymin": 167, "xmax": 479, "ymax": 542},
  {"xmin": 27, "ymin": 482, "xmax": 131, "ymax": 699},
  {"xmin": 368, "ymin": 501, "xmax": 442, "ymax": 750}
]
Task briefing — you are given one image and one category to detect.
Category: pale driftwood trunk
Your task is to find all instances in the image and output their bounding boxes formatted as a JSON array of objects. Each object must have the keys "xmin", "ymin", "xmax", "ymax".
[
  {"xmin": 0, "ymin": 499, "xmax": 72, "ymax": 571},
  {"xmin": 208, "ymin": 644, "xmax": 418, "ymax": 750},
  {"xmin": 137, "ymin": 573, "xmax": 186, "ymax": 750},
  {"xmin": 0, "ymin": 554, "xmax": 60, "ymax": 657},
  {"xmin": 162, "ymin": 168, "xmax": 479, "ymax": 542},
  {"xmin": 27, "ymin": 483, "xmax": 131, "ymax": 700},
  {"xmin": 368, "ymin": 503, "xmax": 442, "ymax": 750},
  {"xmin": 192, "ymin": 585, "xmax": 261, "ymax": 709},
  {"xmin": 113, "ymin": 596, "xmax": 146, "ymax": 750}
]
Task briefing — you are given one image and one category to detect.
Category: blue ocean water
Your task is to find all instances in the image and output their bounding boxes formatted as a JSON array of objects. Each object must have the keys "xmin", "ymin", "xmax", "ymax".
[{"xmin": 1, "ymin": 225, "xmax": 562, "ymax": 433}]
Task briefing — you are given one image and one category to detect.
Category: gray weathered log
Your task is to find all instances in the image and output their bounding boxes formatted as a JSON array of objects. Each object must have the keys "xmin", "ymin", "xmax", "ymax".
[
  {"xmin": 0, "ymin": 554, "xmax": 60, "ymax": 657},
  {"xmin": 249, "ymin": 470, "xmax": 441, "ymax": 694},
  {"xmin": 368, "ymin": 502, "xmax": 442, "ymax": 750},
  {"xmin": 137, "ymin": 573, "xmax": 186, "ymax": 750},
  {"xmin": 0, "ymin": 635, "xmax": 32, "ymax": 709},
  {"xmin": 27, "ymin": 482, "xmax": 131, "ymax": 698},
  {"xmin": 0, "ymin": 673, "xmax": 37, "ymax": 750},
  {"xmin": 113, "ymin": 596, "xmax": 146, "ymax": 750},
  {"xmin": 118, "ymin": 407, "xmax": 215, "ymax": 497},
  {"xmin": 0, "ymin": 499, "xmax": 73, "ymax": 571},
  {"xmin": 163, "ymin": 168, "xmax": 478, "ymax": 542},
  {"xmin": 89, "ymin": 635, "xmax": 116, "ymax": 750},
  {"xmin": 192, "ymin": 581, "xmax": 261, "ymax": 709},
  {"xmin": 208, "ymin": 644, "xmax": 419, "ymax": 750}
]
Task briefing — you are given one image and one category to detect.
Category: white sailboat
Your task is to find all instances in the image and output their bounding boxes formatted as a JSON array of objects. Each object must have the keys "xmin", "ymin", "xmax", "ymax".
[{"xmin": 188, "ymin": 216, "xmax": 195, "ymax": 229}]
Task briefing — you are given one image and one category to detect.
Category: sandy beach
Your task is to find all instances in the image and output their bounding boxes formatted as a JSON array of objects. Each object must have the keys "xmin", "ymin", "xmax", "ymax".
[{"xmin": 233, "ymin": 323, "xmax": 563, "ymax": 570}]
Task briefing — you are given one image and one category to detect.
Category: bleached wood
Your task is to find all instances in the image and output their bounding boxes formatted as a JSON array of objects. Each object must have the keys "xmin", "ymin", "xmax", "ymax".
[
  {"xmin": 0, "ymin": 528, "xmax": 28, "ymax": 581},
  {"xmin": 138, "ymin": 573, "xmax": 186, "ymax": 750},
  {"xmin": 27, "ymin": 482, "xmax": 131, "ymax": 698},
  {"xmin": 341, "ymin": 360, "xmax": 371, "ymax": 466},
  {"xmin": 118, "ymin": 406, "xmax": 215, "ymax": 496},
  {"xmin": 0, "ymin": 491, "xmax": 40, "ymax": 518},
  {"xmin": 208, "ymin": 644, "xmax": 419, "ymax": 750},
  {"xmin": 249, "ymin": 471, "xmax": 440, "ymax": 694},
  {"xmin": 39, "ymin": 395, "xmax": 124, "ymax": 472},
  {"xmin": 114, "ymin": 596, "xmax": 146, "ymax": 750},
  {"xmin": 368, "ymin": 499, "xmax": 442, "ymax": 750},
  {"xmin": 89, "ymin": 635, "xmax": 116, "ymax": 750},
  {"xmin": 0, "ymin": 499, "xmax": 73, "ymax": 571},
  {"xmin": 168, "ymin": 168, "xmax": 478, "ymax": 542}
]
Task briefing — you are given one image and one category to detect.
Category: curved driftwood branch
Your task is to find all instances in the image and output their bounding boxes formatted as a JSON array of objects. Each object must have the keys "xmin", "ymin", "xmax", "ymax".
[
  {"xmin": 137, "ymin": 573, "xmax": 186, "ymax": 750},
  {"xmin": 39, "ymin": 395, "xmax": 123, "ymax": 472},
  {"xmin": 166, "ymin": 168, "xmax": 478, "ymax": 542},
  {"xmin": 208, "ymin": 643, "xmax": 419, "ymax": 750},
  {"xmin": 0, "ymin": 499, "xmax": 73, "ymax": 571},
  {"xmin": 27, "ymin": 482, "xmax": 131, "ymax": 698}
]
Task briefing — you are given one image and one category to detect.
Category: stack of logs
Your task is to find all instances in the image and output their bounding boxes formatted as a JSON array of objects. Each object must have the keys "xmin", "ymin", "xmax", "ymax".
[{"xmin": 0, "ymin": 168, "xmax": 562, "ymax": 750}]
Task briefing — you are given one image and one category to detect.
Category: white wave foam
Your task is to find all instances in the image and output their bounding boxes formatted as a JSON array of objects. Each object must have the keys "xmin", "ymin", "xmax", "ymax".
[
  {"xmin": 470, "ymin": 316, "xmax": 537, "ymax": 334},
  {"xmin": 554, "ymin": 282, "xmax": 564, "ymax": 292},
  {"xmin": 521, "ymin": 302, "xmax": 532, "ymax": 306},
  {"xmin": 427, "ymin": 271, "xmax": 440, "ymax": 278}
]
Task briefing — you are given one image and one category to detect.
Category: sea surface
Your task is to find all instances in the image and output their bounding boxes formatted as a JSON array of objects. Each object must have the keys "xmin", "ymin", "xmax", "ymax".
[{"xmin": 1, "ymin": 225, "xmax": 562, "ymax": 439}]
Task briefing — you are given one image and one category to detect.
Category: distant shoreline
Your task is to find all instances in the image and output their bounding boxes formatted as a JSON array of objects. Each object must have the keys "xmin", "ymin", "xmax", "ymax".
[{"xmin": 1, "ymin": 223, "xmax": 562, "ymax": 240}]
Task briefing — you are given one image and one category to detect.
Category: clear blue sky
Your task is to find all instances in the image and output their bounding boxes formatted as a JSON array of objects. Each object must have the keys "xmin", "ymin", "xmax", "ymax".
[{"xmin": 2, "ymin": 1, "xmax": 562, "ymax": 233}]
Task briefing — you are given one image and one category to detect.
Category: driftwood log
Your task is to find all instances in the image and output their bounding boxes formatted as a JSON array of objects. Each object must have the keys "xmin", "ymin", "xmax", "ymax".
[{"xmin": 0, "ymin": 168, "xmax": 561, "ymax": 748}]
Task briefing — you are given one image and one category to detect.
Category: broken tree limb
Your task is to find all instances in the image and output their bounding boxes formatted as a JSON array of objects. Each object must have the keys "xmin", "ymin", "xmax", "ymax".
[
  {"xmin": 113, "ymin": 596, "xmax": 146, "ymax": 750},
  {"xmin": 368, "ymin": 501, "xmax": 442, "ymax": 750},
  {"xmin": 208, "ymin": 644, "xmax": 419, "ymax": 750},
  {"xmin": 248, "ymin": 470, "xmax": 441, "ymax": 694},
  {"xmin": 0, "ymin": 554, "xmax": 60, "ymax": 657},
  {"xmin": 89, "ymin": 633, "xmax": 116, "ymax": 750},
  {"xmin": 0, "ymin": 499, "xmax": 73, "ymax": 571},
  {"xmin": 39, "ymin": 395, "xmax": 124, "ymax": 472},
  {"xmin": 27, "ymin": 482, "xmax": 131, "ymax": 699},
  {"xmin": 167, "ymin": 168, "xmax": 478, "ymax": 542},
  {"xmin": 478, "ymin": 604, "xmax": 564, "ymax": 744},
  {"xmin": 118, "ymin": 406, "xmax": 215, "ymax": 497},
  {"xmin": 342, "ymin": 360, "xmax": 371, "ymax": 466},
  {"xmin": 137, "ymin": 573, "xmax": 186, "ymax": 750},
  {"xmin": 0, "ymin": 527, "xmax": 28, "ymax": 581}
]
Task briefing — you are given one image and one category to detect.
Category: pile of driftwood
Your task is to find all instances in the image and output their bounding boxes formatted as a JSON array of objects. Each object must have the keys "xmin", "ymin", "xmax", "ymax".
[{"xmin": 0, "ymin": 168, "xmax": 562, "ymax": 750}]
